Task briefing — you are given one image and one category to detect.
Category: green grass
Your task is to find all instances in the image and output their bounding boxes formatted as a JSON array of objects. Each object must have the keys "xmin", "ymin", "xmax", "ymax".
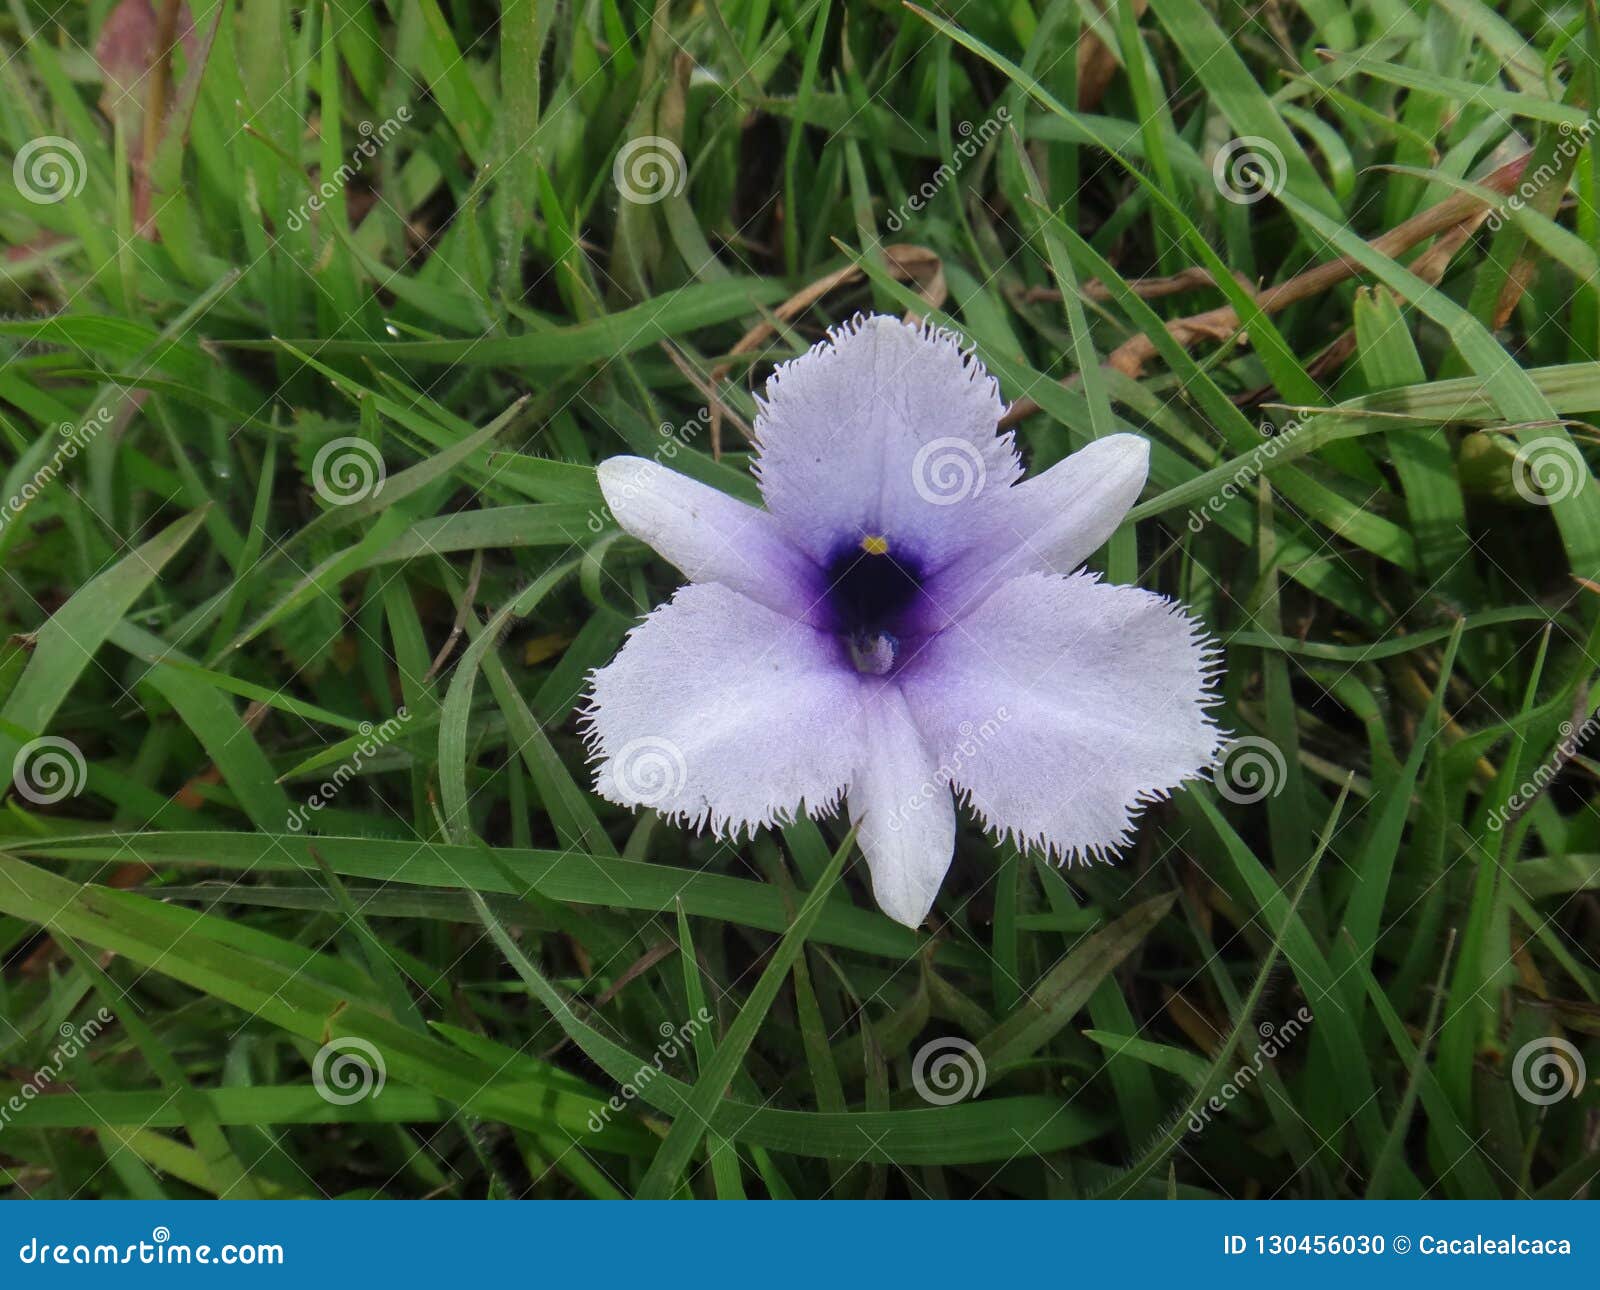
[{"xmin": 0, "ymin": 0, "xmax": 1596, "ymax": 1199}]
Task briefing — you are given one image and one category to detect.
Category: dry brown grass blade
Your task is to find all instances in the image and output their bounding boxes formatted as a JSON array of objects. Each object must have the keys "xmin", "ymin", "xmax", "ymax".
[
  {"xmin": 1023, "ymin": 265, "xmax": 1252, "ymax": 304},
  {"xmin": 1108, "ymin": 154, "xmax": 1532, "ymax": 378},
  {"xmin": 1000, "ymin": 153, "xmax": 1531, "ymax": 427},
  {"xmin": 1076, "ymin": 0, "xmax": 1145, "ymax": 111},
  {"xmin": 1286, "ymin": 219, "xmax": 1483, "ymax": 390}
]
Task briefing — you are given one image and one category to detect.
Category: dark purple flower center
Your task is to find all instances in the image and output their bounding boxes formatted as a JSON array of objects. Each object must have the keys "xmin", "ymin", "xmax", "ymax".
[{"xmin": 822, "ymin": 535, "xmax": 925, "ymax": 676}]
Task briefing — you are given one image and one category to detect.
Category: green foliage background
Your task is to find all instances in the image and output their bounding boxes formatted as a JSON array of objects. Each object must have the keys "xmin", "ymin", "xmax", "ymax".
[{"xmin": 0, "ymin": 0, "xmax": 1596, "ymax": 1199}]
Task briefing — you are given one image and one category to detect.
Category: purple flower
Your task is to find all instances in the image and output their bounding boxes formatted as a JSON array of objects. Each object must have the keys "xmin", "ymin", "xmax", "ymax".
[{"xmin": 584, "ymin": 315, "xmax": 1223, "ymax": 927}]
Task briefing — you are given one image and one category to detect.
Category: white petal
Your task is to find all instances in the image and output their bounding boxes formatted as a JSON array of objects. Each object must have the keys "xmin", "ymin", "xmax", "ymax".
[
  {"xmin": 899, "ymin": 570, "xmax": 1221, "ymax": 860},
  {"xmin": 585, "ymin": 582, "xmax": 861, "ymax": 836},
  {"xmin": 933, "ymin": 435, "xmax": 1149, "ymax": 617},
  {"xmin": 752, "ymin": 314, "xmax": 1023, "ymax": 571},
  {"xmin": 598, "ymin": 457, "xmax": 819, "ymax": 621},
  {"xmin": 848, "ymin": 684, "xmax": 956, "ymax": 927}
]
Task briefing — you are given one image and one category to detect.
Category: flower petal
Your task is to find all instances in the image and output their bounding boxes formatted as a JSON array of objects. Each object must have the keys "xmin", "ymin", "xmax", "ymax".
[
  {"xmin": 848, "ymin": 684, "xmax": 956, "ymax": 927},
  {"xmin": 598, "ymin": 457, "xmax": 820, "ymax": 622},
  {"xmin": 752, "ymin": 315, "xmax": 1022, "ymax": 571},
  {"xmin": 585, "ymin": 582, "xmax": 859, "ymax": 836},
  {"xmin": 899, "ymin": 570, "xmax": 1222, "ymax": 860},
  {"xmin": 931, "ymin": 435, "xmax": 1149, "ymax": 619}
]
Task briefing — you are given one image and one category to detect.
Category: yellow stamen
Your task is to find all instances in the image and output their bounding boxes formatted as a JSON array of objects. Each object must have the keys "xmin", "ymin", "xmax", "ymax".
[{"xmin": 860, "ymin": 534, "xmax": 890, "ymax": 556}]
